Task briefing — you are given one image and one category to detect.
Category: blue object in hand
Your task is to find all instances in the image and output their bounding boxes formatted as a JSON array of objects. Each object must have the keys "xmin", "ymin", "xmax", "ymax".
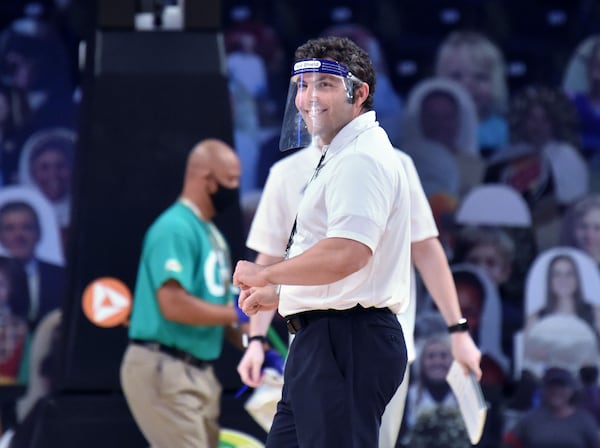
[
  {"xmin": 234, "ymin": 295, "xmax": 250, "ymax": 324},
  {"xmin": 235, "ymin": 348, "xmax": 285, "ymax": 398}
]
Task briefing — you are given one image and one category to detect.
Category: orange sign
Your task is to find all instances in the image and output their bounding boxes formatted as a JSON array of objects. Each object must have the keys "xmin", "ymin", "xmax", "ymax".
[{"xmin": 82, "ymin": 277, "xmax": 132, "ymax": 327}]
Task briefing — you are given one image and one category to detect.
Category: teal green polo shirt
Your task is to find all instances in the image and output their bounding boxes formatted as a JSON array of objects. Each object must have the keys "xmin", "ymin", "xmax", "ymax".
[{"xmin": 128, "ymin": 202, "xmax": 233, "ymax": 360}]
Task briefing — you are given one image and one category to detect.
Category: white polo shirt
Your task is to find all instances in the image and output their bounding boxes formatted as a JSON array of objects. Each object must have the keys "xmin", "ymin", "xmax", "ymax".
[
  {"xmin": 246, "ymin": 145, "xmax": 323, "ymax": 258},
  {"xmin": 246, "ymin": 120, "xmax": 438, "ymax": 361},
  {"xmin": 397, "ymin": 151, "xmax": 438, "ymax": 362},
  {"xmin": 280, "ymin": 111, "xmax": 411, "ymax": 316}
]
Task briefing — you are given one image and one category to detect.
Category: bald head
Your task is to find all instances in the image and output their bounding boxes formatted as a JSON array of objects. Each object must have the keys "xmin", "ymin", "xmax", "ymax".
[
  {"xmin": 181, "ymin": 139, "xmax": 241, "ymax": 218},
  {"xmin": 186, "ymin": 138, "xmax": 241, "ymax": 189}
]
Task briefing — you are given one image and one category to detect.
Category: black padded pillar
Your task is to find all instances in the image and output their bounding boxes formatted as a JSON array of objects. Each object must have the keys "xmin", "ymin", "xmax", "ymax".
[{"xmin": 60, "ymin": 29, "xmax": 240, "ymax": 392}]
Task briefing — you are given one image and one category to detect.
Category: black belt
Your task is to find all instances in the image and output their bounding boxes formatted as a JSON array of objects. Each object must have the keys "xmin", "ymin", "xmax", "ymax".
[
  {"xmin": 131, "ymin": 339, "xmax": 212, "ymax": 369},
  {"xmin": 286, "ymin": 305, "xmax": 392, "ymax": 334}
]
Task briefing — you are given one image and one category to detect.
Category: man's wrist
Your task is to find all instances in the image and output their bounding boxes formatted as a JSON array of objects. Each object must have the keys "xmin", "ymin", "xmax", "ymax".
[
  {"xmin": 447, "ymin": 317, "xmax": 469, "ymax": 333},
  {"xmin": 242, "ymin": 334, "xmax": 268, "ymax": 348}
]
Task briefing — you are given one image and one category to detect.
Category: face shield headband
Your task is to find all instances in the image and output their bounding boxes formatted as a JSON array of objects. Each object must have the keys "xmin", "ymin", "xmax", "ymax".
[{"xmin": 278, "ymin": 58, "xmax": 363, "ymax": 152}]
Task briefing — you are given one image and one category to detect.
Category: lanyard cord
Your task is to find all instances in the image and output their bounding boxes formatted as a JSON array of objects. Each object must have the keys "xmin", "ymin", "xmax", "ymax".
[
  {"xmin": 283, "ymin": 148, "xmax": 328, "ymax": 260},
  {"xmin": 179, "ymin": 198, "xmax": 232, "ymax": 295}
]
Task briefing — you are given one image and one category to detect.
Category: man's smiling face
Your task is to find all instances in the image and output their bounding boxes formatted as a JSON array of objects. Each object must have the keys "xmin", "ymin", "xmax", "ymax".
[{"xmin": 294, "ymin": 72, "xmax": 356, "ymax": 145}]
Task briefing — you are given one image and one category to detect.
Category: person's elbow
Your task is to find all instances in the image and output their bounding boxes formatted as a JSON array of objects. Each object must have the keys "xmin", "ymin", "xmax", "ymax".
[
  {"xmin": 334, "ymin": 239, "xmax": 372, "ymax": 276},
  {"xmin": 156, "ymin": 281, "xmax": 184, "ymax": 321},
  {"xmin": 411, "ymin": 237, "xmax": 441, "ymax": 267}
]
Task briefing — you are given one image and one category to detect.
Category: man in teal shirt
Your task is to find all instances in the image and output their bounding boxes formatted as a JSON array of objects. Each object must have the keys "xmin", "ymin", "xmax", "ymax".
[{"xmin": 121, "ymin": 138, "xmax": 241, "ymax": 448}]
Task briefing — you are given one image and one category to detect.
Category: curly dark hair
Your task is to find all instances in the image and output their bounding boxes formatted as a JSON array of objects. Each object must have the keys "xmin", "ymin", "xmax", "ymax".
[{"xmin": 294, "ymin": 36, "xmax": 376, "ymax": 111}]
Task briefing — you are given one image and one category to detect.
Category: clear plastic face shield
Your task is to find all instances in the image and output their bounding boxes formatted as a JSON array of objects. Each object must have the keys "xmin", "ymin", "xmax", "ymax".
[{"xmin": 279, "ymin": 58, "xmax": 364, "ymax": 151}]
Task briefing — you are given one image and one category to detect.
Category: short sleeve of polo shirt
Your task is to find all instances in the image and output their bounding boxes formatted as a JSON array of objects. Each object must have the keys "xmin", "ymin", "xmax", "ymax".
[
  {"xmin": 325, "ymin": 153, "xmax": 391, "ymax": 251},
  {"xmin": 400, "ymin": 154, "xmax": 439, "ymax": 242},
  {"xmin": 246, "ymin": 167, "xmax": 291, "ymax": 257},
  {"xmin": 145, "ymin": 231, "xmax": 199, "ymax": 294}
]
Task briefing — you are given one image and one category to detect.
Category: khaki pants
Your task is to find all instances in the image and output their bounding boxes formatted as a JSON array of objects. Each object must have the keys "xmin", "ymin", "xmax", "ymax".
[{"xmin": 120, "ymin": 344, "xmax": 221, "ymax": 448}]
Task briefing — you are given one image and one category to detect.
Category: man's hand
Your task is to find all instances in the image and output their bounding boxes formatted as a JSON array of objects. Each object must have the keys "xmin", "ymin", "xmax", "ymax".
[
  {"xmin": 237, "ymin": 343, "xmax": 266, "ymax": 388},
  {"xmin": 238, "ymin": 285, "xmax": 280, "ymax": 315},
  {"xmin": 233, "ymin": 261, "xmax": 269, "ymax": 290},
  {"xmin": 451, "ymin": 332, "xmax": 483, "ymax": 380}
]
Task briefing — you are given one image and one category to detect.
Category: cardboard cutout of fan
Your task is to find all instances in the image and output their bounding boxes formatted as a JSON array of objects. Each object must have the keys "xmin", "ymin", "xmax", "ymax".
[{"xmin": 523, "ymin": 314, "xmax": 599, "ymax": 375}]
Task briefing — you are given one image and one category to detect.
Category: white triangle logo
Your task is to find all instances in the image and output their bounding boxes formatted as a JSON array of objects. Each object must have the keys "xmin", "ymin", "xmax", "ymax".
[{"xmin": 92, "ymin": 283, "xmax": 131, "ymax": 322}]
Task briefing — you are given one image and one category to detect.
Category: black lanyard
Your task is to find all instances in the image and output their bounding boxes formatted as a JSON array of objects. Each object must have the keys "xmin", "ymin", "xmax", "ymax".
[{"xmin": 283, "ymin": 148, "xmax": 328, "ymax": 259}]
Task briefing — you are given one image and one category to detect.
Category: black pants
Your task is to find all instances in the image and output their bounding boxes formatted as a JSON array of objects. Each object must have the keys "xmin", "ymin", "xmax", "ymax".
[{"xmin": 267, "ymin": 306, "xmax": 407, "ymax": 448}]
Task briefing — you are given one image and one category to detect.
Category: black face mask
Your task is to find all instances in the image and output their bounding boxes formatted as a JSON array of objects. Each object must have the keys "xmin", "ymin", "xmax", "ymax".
[{"xmin": 210, "ymin": 186, "xmax": 238, "ymax": 214}]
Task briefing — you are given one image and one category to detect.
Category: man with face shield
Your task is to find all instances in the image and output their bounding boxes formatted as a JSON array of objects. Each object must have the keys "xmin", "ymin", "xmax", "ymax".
[
  {"xmin": 278, "ymin": 58, "xmax": 365, "ymax": 152},
  {"xmin": 120, "ymin": 139, "xmax": 243, "ymax": 448},
  {"xmin": 233, "ymin": 37, "xmax": 481, "ymax": 447}
]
